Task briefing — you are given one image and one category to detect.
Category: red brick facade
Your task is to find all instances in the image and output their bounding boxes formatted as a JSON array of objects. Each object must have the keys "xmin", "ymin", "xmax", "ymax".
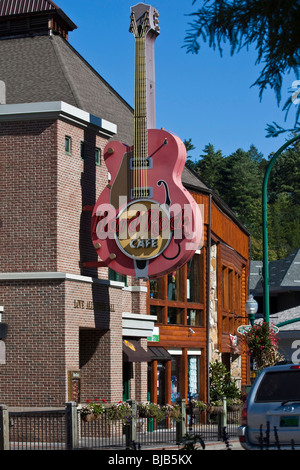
[{"xmin": 0, "ymin": 112, "xmax": 149, "ymax": 407}]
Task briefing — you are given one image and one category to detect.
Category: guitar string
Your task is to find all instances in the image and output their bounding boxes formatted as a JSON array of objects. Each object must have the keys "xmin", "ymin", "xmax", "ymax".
[{"xmin": 133, "ymin": 23, "xmax": 148, "ymax": 200}]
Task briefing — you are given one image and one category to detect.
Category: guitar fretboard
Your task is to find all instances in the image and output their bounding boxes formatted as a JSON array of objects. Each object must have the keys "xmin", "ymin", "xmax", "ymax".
[{"xmin": 133, "ymin": 34, "xmax": 149, "ymax": 198}]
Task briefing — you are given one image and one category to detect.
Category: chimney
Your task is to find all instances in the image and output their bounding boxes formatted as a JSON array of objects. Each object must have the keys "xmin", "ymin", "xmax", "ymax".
[{"xmin": 0, "ymin": 81, "xmax": 6, "ymax": 104}]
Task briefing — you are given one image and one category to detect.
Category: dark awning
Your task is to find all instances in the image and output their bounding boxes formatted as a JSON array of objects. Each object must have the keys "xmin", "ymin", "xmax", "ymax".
[
  {"xmin": 123, "ymin": 340, "xmax": 152, "ymax": 362},
  {"xmin": 148, "ymin": 346, "xmax": 172, "ymax": 361}
]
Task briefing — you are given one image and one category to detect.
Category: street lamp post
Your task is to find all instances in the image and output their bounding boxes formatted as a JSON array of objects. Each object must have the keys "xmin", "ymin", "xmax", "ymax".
[
  {"xmin": 245, "ymin": 294, "xmax": 258, "ymax": 326},
  {"xmin": 262, "ymin": 133, "xmax": 300, "ymax": 324}
]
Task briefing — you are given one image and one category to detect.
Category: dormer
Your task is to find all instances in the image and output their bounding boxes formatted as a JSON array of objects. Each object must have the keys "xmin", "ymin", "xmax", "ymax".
[{"xmin": 0, "ymin": 0, "xmax": 77, "ymax": 40}]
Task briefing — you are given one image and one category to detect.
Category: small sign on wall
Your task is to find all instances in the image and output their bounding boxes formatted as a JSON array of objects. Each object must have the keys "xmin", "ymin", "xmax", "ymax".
[
  {"xmin": 68, "ymin": 370, "xmax": 80, "ymax": 403},
  {"xmin": 147, "ymin": 326, "xmax": 159, "ymax": 342}
]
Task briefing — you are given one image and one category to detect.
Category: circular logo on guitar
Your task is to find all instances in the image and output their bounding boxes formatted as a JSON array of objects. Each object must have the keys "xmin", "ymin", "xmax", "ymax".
[{"xmin": 115, "ymin": 199, "xmax": 171, "ymax": 260}]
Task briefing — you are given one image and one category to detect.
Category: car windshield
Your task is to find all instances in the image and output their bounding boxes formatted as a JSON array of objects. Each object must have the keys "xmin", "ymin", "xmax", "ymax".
[{"xmin": 255, "ymin": 371, "xmax": 300, "ymax": 402}]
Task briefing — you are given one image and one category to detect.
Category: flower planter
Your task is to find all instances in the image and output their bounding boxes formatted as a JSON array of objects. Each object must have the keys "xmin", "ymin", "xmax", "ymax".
[
  {"xmin": 192, "ymin": 407, "xmax": 206, "ymax": 415},
  {"xmin": 170, "ymin": 409, "xmax": 181, "ymax": 419},
  {"xmin": 227, "ymin": 405, "xmax": 242, "ymax": 412},
  {"xmin": 206, "ymin": 405, "xmax": 223, "ymax": 414},
  {"xmin": 81, "ymin": 412, "xmax": 104, "ymax": 422},
  {"xmin": 138, "ymin": 411, "xmax": 150, "ymax": 418},
  {"xmin": 81, "ymin": 413, "xmax": 95, "ymax": 422}
]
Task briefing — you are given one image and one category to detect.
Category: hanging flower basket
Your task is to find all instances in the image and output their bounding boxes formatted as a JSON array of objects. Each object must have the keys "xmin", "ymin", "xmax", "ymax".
[
  {"xmin": 137, "ymin": 402, "xmax": 153, "ymax": 418},
  {"xmin": 227, "ymin": 404, "xmax": 242, "ymax": 412},
  {"xmin": 227, "ymin": 399, "xmax": 243, "ymax": 412},
  {"xmin": 206, "ymin": 403, "xmax": 223, "ymax": 414},
  {"xmin": 240, "ymin": 321, "xmax": 283, "ymax": 369},
  {"xmin": 81, "ymin": 412, "xmax": 95, "ymax": 422},
  {"xmin": 107, "ymin": 401, "xmax": 132, "ymax": 423},
  {"xmin": 80, "ymin": 398, "xmax": 105, "ymax": 422},
  {"xmin": 137, "ymin": 402, "xmax": 165, "ymax": 421},
  {"xmin": 191, "ymin": 400, "xmax": 207, "ymax": 414},
  {"xmin": 161, "ymin": 404, "xmax": 181, "ymax": 419}
]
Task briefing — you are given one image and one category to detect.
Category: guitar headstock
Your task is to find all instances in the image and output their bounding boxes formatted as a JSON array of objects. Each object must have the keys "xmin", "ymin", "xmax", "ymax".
[{"xmin": 129, "ymin": 3, "xmax": 160, "ymax": 39}]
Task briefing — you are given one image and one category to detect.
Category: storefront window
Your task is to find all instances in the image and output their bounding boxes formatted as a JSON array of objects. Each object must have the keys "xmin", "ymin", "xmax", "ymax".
[
  {"xmin": 167, "ymin": 307, "xmax": 183, "ymax": 325},
  {"xmin": 150, "ymin": 305, "xmax": 163, "ymax": 324},
  {"xmin": 157, "ymin": 362, "xmax": 165, "ymax": 405},
  {"xmin": 187, "ymin": 252, "xmax": 204, "ymax": 304},
  {"xmin": 150, "ymin": 279, "xmax": 162, "ymax": 299},
  {"xmin": 171, "ymin": 355, "xmax": 181, "ymax": 403},
  {"xmin": 167, "ymin": 270, "xmax": 181, "ymax": 301},
  {"xmin": 187, "ymin": 255, "xmax": 200, "ymax": 303},
  {"xmin": 188, "ymin": 355, "xmax": 200, "ymax": 400},
  {"xmin": 187, "ymin": 309, "xmax": 203, "ymax": 326}
]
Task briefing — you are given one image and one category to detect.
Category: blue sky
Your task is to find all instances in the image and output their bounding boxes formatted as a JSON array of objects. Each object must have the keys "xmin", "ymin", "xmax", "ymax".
[{"xmin": 58, "ymin": 0, "xmax": 296, "ymax": 161}]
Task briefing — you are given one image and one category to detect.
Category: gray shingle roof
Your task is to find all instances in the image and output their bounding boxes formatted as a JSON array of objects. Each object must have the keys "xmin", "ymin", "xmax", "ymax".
[
  {"xmin": 272, "ymin": 306, "xmax": 300, "ymax": 331},
  {"xmin": 0, "ymin": 34, "xmax": 134, "ymax": 144},
  {"xmin": 250, "ymin": 248, "xmax": 300, "ymax": 293}
]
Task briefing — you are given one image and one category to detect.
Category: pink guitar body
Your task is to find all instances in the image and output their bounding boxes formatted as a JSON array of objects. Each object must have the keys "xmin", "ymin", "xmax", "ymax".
[{"xmin": 91, "ymin": 128, "xmax": 202, "ymax": 279}]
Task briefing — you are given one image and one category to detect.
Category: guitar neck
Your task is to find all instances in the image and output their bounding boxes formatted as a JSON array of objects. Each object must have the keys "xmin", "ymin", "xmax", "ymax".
[
  {"xmin": 134, "ymin": 36, "xmax": 147, "ymax": 163},
  {"xmin": 130, "ymin": 5, "xmax": 160, "ymax": 199}
]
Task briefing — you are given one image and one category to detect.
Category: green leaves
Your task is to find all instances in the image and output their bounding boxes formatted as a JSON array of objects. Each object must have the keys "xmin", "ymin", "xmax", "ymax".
[
  {"xmin": 187, "ymin": 137, "xmax": 300, "ymax": 260},
  {"xmin": 184, "ymin": 0, "xmax": 300, "ymax": 134}
]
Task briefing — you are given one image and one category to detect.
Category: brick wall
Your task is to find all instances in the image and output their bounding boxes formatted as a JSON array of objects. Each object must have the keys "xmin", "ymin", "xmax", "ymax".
[
  {"xmin": 0, "ymin": 114, "xmax": 150, "ymax": 407},
  {"xmin": 56, "ymin": 120, "xmax": 108, "ymax": 275},
  {"xmin": 0, "ymin": 119, "xmax": 58, "ymax": 272},
  {"xmin": 0, "ymin": 280, "xmax": 66, "ymax": 406},
  {"xmin": 65, "ymin": 279, "xmax": 123, "ymax": 403}
]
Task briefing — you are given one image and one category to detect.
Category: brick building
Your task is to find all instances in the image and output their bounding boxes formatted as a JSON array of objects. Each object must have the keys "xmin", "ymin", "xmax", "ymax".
[{"xmin": 0, "ymin": 0, "xmax": 250, "ymax": 408}]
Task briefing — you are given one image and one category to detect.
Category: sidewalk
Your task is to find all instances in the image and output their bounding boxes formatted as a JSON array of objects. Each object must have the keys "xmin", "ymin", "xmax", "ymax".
[
  {"xmin": 140, "ymin": 438, "xmax": 243, "ymax": 451},
  {"xmin": 204, "ymin": 439, "xmax": 243, "ymax": 450}
]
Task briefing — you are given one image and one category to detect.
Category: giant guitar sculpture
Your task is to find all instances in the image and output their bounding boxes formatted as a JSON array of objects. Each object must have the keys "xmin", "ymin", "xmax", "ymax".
[{"xmin": 91, "ymin": 4, "xmax": 202, "ymax": 279}]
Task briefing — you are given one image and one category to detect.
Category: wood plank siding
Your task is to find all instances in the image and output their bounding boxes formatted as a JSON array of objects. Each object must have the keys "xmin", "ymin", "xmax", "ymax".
[{"xmin": 147, "ymin": 186, "xmax": 250, "ymax": 404}]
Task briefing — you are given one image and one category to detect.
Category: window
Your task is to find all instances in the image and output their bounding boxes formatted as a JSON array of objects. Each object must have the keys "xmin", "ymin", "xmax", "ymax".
[
  {"xmin": 65, "ymin": 136, "xmax": 72, "ymax": 154},
  {"xmin": 222, "ymin": 267, "xmax": 229, "ymax": 311},
  {"xmin": 80, "ymin": 141, "xmax": 85, "ymax": 160},
  {"xmin": 255, "ymin": 371, "xmax": 300, "ymax": 402},
  {"xmin": 167, "ymin": 270, "xmax": 182, "ymax": 301},
  {"xmin": 150, "ymin": 305, "xmax": 163, "ymax": 324},
  {"xmin": 148, "ymin": 251, "xmax": 205, "ymax": 329},
  {"xmin": 95, "ymin": 147, "xmax": 101, "ymax": 166},
  {"xmin": 187, "ymin": 252, "xmax": 204, "ymax": 303},
  {"xmin": 167, "ymin": 307, "xmax": 183, "ymax": 325},
  {"xmin": 222, "ymin": 265, "xmax": 244, "ymax": 334},
  {"xmin": 187, "ymin": 309, "xmax": 203, "ymax": 326},
  {"xmin": 108, "ymin": 268, "xmax": 126, "ymax": 285},
  {"xmin": 188, "ymin": 355, "xmax": 200, "ymax": 400},
  {"xmin": 150, "ymin": 279, "xmax": 162, "ymax": 299},
  {"xmin": 171, "ymin": 355, "xmax": 181, "ymax": 403}
]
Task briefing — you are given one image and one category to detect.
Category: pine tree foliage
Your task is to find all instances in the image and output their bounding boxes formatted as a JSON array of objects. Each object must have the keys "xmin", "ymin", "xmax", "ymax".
[
  {"xmin": 184, "ymin": 0, "xmax": 300, "ymax": 135},
  {"xmin": 186, "ymin": 138, "xmax": 300, "ymax": 260}
]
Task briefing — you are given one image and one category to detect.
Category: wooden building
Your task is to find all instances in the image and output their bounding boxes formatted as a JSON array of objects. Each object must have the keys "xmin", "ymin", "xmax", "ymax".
[{"xmin": 147, "ymin": 168, "xmax": 250, "ymax": 405}]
